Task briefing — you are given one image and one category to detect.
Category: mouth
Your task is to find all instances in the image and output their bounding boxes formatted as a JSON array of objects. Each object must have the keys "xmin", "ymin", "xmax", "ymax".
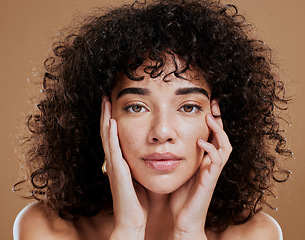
[{"xmin": 142, "ymin": 152, "xmax": 182, "ymax": 171}]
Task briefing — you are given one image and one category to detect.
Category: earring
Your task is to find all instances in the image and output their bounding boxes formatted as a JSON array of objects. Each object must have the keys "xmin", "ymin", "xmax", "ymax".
[{"xmin": 102, "ymin": 158, "xmax": 107, "ymax": 176}]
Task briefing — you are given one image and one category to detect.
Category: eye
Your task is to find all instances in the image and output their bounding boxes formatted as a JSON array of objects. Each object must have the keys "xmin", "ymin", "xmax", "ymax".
[
  {"xmin": 123, "ymin": 103, "xmax": 148, "ymax": 113},
  {"xmin": 179, "ymin": 104, "xmax": 202, "ymax": 113}
]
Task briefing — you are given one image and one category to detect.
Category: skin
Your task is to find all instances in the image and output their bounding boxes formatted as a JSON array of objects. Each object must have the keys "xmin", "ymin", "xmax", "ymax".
[
  {"xmin": 110, "ymin": 63, "xmax": 212, "ymax": 195},
  {"xmin": 13, "ymin": 58, "xmax": 283, "ymax": 240},
  {"xmin": 100, "ymin": 58, "xmax": 232, "ymax": 239}
]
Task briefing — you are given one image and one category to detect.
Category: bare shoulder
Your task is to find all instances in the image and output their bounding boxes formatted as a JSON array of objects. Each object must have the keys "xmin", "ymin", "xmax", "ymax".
[
  {"xmin": 13, "ymin": 202, "xmax": 79, "ymax": 240},
  {"xmin": 217, "ymin": 212, "xmax": 283, "ymax": 240}
]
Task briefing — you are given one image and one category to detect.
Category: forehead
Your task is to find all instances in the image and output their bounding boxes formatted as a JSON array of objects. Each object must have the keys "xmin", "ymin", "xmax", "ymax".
[{"xmin": 112, "ymin": 56, "xmax": 211, "ymax": 94}]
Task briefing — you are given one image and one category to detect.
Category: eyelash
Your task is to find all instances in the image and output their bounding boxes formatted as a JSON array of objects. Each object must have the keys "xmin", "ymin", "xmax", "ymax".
[
  {"xmin": 123, "ymin": 103, "xmax": 147, "ymax": 113},
  {"xmin": 123, "ymin": 103, "xmax": 203, "ymax": 114}
]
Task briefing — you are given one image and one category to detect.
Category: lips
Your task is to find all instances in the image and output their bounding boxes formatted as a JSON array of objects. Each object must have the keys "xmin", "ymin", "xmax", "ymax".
[{"xmin": 142, "ymin": 152, "xmax": 182, "ymax": 171}]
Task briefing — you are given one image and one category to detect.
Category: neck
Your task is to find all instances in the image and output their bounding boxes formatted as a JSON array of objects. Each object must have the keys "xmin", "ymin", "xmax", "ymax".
[
  {"xmin": 147, "ymin": 191, "xmax": 170, "ymax": 210},
  {"xmin": 145, "ymin": 191, "xmax": 174, "ymax": 240}
]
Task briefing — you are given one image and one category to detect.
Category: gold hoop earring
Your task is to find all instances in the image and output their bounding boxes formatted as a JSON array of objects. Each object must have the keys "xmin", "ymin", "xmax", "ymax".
[{"xmin": 102, "ymin": 158, "xmax": 107, "ymax": 176}]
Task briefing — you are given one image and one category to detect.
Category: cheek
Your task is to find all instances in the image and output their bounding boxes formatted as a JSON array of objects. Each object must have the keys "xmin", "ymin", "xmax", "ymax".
[
  {"xmin": 200, "ymin": 122, "xmax": 210, "ymax": 141},
  {"xmin": 180, "ymin": 118, "xmax": 210, "ymax": 165},
  {"xmin": 116, "ymin": 119, "xmax": 145, "ymax": 157},
  {"xmin": 181, "ymin": 117, "xmax": 210, "ymax": 143}
]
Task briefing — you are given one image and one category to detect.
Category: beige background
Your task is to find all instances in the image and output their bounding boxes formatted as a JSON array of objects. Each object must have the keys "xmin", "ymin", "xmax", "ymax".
[{"xmin": 1, "ymin": 0, "xmax": 304, "ymax": 239}]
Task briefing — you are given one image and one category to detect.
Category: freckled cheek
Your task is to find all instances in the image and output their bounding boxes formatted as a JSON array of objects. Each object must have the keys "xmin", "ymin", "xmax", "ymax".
[
  {"xmin": 200, "ymin": 123, "xmax": 211, "ymax": 141},
  {"xmin": 180, "ymin": 120, "xmax": 210, "ymax": 162},
  {"xmin": 116, "ymin": 119, "xmax": 146, "ymax": 157},
  {"xmin": 181, "ymin": 119, "xmax": 210, "ymax": 142}
]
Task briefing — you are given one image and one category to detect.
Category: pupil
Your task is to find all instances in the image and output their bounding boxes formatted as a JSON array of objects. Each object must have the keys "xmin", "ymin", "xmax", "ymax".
[
  {"xmin": 185, "ymin": 106, "xmax": 193, "ymax": 112},
  {"xmin": 132, "ymin": 105, "xmax": 141, "ymax": 112}
]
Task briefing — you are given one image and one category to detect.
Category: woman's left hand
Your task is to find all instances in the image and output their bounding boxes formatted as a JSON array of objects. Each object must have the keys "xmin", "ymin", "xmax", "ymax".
[{"xmin": 169, "ymin": 101, "xmax": 232, "ymax": 240}]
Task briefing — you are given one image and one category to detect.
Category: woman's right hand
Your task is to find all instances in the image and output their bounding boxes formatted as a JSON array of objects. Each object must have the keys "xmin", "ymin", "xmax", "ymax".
[{"xmin": 100, "ymin": 96, "xmax": 148, "ymax": 240}]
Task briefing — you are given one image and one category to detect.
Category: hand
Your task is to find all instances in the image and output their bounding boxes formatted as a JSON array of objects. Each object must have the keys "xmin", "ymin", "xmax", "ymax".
[
  {"xmin": 169, "ymin": 100, "xmax": 232, "ymax": 240},
  {"xmin": 100, "ymin": 96, "xmax": 148, "ymax": 240}
]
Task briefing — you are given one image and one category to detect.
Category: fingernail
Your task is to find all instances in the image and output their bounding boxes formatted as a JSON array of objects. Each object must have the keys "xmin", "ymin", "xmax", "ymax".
[
  {"xmin": 102, "ymin": 95, "xmax": 110, "ymax": 102},
  {"xmin": 109, "ymin": 119, "xmax": 112, "ymax": 127},
  {"xmin": 198, "ymin": 138, "xmax": 206, "ymax": 144}
]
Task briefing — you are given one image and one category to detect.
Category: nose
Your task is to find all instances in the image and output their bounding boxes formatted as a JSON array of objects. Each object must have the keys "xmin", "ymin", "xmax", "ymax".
[{"xmin": 148, "ymin": 112, "xmax": 177, "ymax": 144}]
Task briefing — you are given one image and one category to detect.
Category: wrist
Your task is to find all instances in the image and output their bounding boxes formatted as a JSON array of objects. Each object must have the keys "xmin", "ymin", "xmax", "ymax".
[
  {"xmin": 173, "ymin": 229, "xmax": 207, "ymax": 240},
  {"xmin": 110, "ymin": 226, "xmax": 145, "ymax": 240}
]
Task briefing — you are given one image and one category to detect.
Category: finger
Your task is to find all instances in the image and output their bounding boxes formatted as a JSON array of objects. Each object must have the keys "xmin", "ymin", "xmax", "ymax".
[
  {"xmin": 198, "ymin": 139, "xmax": 225, "ymax": 174},
  {"xmin": 108, "ymin": 119, "xmax": 127, "ymax": 171},
  {"xmin": 100, "ymin": 96, "xmax": 111, "ymax": 158},
  {"xmin": 206, "ymin": 114, "xmax": 232, "ymax": 158},
  {"xmin": 108, "ymin": 119, "xmax": 140, "ymax": 203},
  {"xmin": 108, "ymin": 119, "xmax": 136, "ymax": 193},
  {"xmin": 199, "ymin": 154, "xmax": 211, "ymax": 171},
  {"xmin": 100, "ymin": 96, "xmax": 109, "ymax": 138},
  {"xmin": 210, "ymin": 99, "xmax": 223, "ymax": 128}
]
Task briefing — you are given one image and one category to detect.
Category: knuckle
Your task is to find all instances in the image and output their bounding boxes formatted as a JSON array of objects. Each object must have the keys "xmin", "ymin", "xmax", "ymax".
[
  {"xmin": 109, "ymin": 146, "xmax": 115, "ymax": 156},
  {"xmin": 214, "ymin": 158, "xmax": 223, "ymax": 167},
  {"xmin": 228, "ymin": 144, "xmax": 233, "ymax": 153}
]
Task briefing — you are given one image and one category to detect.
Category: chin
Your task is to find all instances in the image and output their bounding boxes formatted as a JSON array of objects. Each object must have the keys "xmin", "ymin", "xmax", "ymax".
[
  {"xmin": 142, "ymin": 180, "xmax": 183, "ymax": 195},
  {"xmin": 147, "ymin": 187, "xmax": 178, "ymax": 195}
]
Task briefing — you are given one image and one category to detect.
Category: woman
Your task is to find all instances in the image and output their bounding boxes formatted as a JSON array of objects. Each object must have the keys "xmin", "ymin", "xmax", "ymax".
[{"xmin": 13, "ymin": 0, "xmax": 291, "ymax": 239}]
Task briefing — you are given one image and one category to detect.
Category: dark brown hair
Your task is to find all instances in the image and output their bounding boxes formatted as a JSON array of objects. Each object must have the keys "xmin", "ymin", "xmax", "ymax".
[{"xmin": 15, "ymin": 0, "xmax": 291, "ymax": 232}]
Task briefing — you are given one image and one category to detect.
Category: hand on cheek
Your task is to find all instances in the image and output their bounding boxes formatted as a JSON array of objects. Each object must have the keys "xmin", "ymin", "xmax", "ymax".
[
  {"xmin": 197, "ymin": 100, "xmax": 231, "ymax": 178},
  {"xmin": 170, "ymin": 100, "xmax": 232, "ymax": 239},
  {"xmin": 100, "ymin": 96, "xmax": 148, "ymax": 240},
  {"xmin": 197, "ymin": 99, "xmax": 222, "ymax": 167}
]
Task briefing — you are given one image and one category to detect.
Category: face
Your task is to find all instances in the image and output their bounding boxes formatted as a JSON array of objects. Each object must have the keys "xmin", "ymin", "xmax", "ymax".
[{"xmin": 111, "ymin": 58, "xmax": 212, "ymax": 194}]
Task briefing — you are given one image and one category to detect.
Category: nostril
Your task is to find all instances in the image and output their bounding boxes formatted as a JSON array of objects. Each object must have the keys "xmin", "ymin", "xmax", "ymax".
[{"xmin": 152, "ymin": 137, "xmax": 173, "ymax": 142}]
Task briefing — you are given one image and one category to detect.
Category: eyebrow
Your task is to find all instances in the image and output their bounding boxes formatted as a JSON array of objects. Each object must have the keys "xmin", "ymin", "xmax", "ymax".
[
  {"xmin": 175, "ymin": 87, "xmax": 209, "ymax": 99},
  {"xmin": 116, "ymin": 86, "xmax": 210, "ymax": 99},
  {"xmin": 116, "ymin": 87, "xmax": 150, "ymax": 99}
]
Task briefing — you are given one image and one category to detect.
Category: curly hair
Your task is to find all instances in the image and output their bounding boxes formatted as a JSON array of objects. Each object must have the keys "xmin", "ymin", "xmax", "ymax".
[{"xmin": 15, "ymin": 0, "xmax": 291, "ymax": 232}]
